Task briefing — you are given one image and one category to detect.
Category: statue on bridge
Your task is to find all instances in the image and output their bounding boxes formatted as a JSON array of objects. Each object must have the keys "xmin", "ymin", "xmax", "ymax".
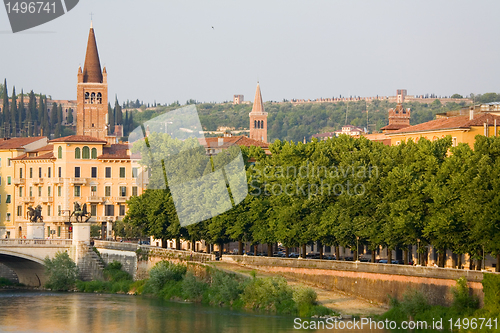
[
  {"xmin": 27, "ymin": 205, "xmax": 43, "ymax": 223},
  {"xmin": 70, "ymin": 202, "xmax": 91, "ymax": 223}
]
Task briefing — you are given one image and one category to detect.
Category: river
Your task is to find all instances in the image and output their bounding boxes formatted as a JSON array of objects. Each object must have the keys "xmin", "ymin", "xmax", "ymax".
[{"xmin": 0, "ymin": 290, "xmax": 388, "ymax": 332}]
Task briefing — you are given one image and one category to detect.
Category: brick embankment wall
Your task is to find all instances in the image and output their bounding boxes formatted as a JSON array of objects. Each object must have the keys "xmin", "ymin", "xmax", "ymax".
[{"xmin": 222, "ymin": 255, "xmax": 488, "ymax": 307}]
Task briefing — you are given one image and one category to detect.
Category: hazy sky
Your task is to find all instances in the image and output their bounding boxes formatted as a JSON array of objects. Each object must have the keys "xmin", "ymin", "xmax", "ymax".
[{"xmin": 1, "ymin": 0, "xmax": 499, "ymax": 105}]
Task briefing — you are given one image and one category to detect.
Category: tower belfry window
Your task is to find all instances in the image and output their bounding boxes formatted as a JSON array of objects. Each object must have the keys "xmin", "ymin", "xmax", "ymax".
[
  {"xmin": 97, "ymin": 93, "xmax": 102, "ymax": 104},
  {"xmin": 91, "ymin": 92, "xmax": 96, "ymax": 104},
  {"xmin": 85, "ymin": 92, "xmax": 90, "ymax": 104}
]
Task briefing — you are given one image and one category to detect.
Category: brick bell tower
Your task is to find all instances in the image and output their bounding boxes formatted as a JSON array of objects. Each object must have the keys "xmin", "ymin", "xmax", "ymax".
[
  {"xmin": 77, "ymin": 21, "xmax": 108, "ymax": 139},
  {"xmin": 249, "ymin": 82, "xmax": 268, "ymax": 143}
]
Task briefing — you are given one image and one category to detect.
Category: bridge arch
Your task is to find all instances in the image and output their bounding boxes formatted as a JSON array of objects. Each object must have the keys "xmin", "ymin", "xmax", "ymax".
[{"xmin": 0, "ymin": 250, "xmax": 47, "ymax": 287}]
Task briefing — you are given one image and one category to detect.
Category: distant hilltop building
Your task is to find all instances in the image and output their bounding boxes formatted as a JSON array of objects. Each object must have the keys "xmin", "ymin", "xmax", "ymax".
[
  {"xmin": 380, "ymin": 89, "xmax": 411, "ymax": 133},
  {"xmin": 233, "ymin": 95, "xmax": 244, "ymax": 104},
  {"xmin": 312, "ymin": 125, "xmax": 365, "ymax": 141}
]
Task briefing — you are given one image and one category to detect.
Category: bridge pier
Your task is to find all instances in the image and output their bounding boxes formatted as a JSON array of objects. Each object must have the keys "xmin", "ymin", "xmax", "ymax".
[{"xmin": 70, "ymin": 223, "xmax": 104, "ymax": 281}]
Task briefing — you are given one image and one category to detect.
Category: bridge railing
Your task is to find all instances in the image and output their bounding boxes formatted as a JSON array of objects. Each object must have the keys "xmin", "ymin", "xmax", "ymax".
[{"xmin": 0, "ymin": 239, "xmax": 72, "ymax": 246}]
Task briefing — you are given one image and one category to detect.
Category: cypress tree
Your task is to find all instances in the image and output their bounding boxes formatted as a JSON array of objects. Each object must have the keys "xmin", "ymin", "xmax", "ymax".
[
  {"xmin": 55, "ymin": 103, "xmax": 62, "ymax": 137},
  {"xmin": 124, "ymin": 110, "xmax": 129, "ymax": 136},
  {"xmin": 42, "ymin": 96, "xmax": 49, "ymax": 136},
  {"xmin": 2, "ymin": 79, "xmax": 9, "ymax": 131},
  {"xmin": 38, "ymin": 95, "xmax": 45, "ymax": 136},
  {"xmin": 10, "ymin": 86, "xmax": 17, "ymax": 136},
  {"xmin": 67, "ymin": 108, "xmax": 73, "ymax": 124},
  {"xmin": 107, "ymin": 102, "xmax": 114, "ymax": 134},
  {"xmin": 18, "ymin": 89, "xmax": 24, "ymax": 136},
  {"xmin": 114, "ymin": 96, "xmax": 122, "ymax": 125},
  {"xmin": 50, "ymin": 102, "xmax": 58, "ymax": 132},
  {"xmin": 27, "ymin": 91, "xmax": 35, "ymax": 136}
]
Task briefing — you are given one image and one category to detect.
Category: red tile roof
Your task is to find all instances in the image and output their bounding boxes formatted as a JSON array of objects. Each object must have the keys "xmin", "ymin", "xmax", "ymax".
[
  {"xmin": 0, "ymin": 137, "xmax": 46, "ymax": 149},
  {"xmin": 200, "ymin": 135, "xmax": 269, "ymax": 149},
  {"xmin": 380, "ymin": 123, "xmax": 411, "ymax": 131},
  {"xmin": 49, "ymin": 135, "xmax": 107, "ymax": 143},
  {"xmin": 11, "ymin": 152, "xmax": 55, "ymax": 161},
  {"xmin": 98, "ymin": 144, "xmax": 130, "ymax": 159},
  {"xmin": 389, "ymin": 113, "xmax": 500, "ymax": 134}
]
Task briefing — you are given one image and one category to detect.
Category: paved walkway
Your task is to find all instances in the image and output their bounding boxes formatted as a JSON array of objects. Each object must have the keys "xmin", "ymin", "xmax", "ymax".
[{"xmin": 210, "ymin": 261, "xmax": 388, "ymax": 316}]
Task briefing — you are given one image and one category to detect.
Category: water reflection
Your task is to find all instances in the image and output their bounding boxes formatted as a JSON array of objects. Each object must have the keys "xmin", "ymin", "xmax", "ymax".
[{"xmin": 0, "ymin": 291, "xmax": 386, "ymax": 333}]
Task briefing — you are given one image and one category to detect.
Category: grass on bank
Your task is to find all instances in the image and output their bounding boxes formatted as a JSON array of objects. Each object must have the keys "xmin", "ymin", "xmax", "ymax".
[{"xmin": 377, "ymin": 275, "xmax": 500, "ymax": 333}]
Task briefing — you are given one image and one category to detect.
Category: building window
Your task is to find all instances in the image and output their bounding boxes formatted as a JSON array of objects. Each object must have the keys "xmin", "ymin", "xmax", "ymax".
[
  {"xmin": 57, "ymin": 226, "xmax": 61, "ymax": 237},
  {"xmin": 132, "ymin": 186, "xmax": 138, "ymax": 196},
  {"xmin": 47, "ymin": 205, "xmax": 51, "ymax": 216},
  {"xmin": 120, "ymin": 167, "xmax": 126, "ymax": 178},
  {"xmin": 38, "ymin": 186, "xmax": 42, "ymax": 197},
  {"xmin": 39, "ymin": 167, "xmax": 42, "ymax": 178},
  {"xmin": 19, "ymin": 168, "xmax": 23, "ymax": 178},
  {"xmin": 29, "ymin": 186, "xmax": 32, "ymax": 197},
  {"xmin": 132, "ymin": 167, "xmax": 138, "ymax": 178},
  {"xmin": 119, "ymin": 204, "xmax": 126, "ymax": 216},
  {"xmin": 58, "ymin": 186, "xmax": 61, "ymax": 197},
  {"xmin": 19, "ymin": 186, "xmax": 23, "ymax": 197},
  {"xmin": 58, "ymin": 146, "xmax": 62, "ymax": 159},
  {"xmin": 119, "ymin": 186, "xmax": 127, "ymax": 197},
  {"xmin": 105, "ymin": 186, "xmax": 111, "ymax": 197},
  {"xmin": 105, "ymin": 167, "xmax": 111, "ymax": 178},
  {"xmin": 58, "ymin": 205, "xmax": 61, "ymax": 216},
  {"xmin": 17, "ymin": 206, "xmax": 22, "ymax": 216},
  {"xmin": 30, "ymin": 168, "xmax": 33, "ymax": 178},
  {"xmin": 105, "ymin": 205, "xmax": 114, "ymax": 216},
  {"xmin": 6, "ymin": 213, "xmax": 10, "ymax": 221},
  {"xmin": 74, "ymin": 186, "xmax": 81, "ymax": 197},
  {"xmin": 7, "ymin": 158, "xmax": 10, "ymax": 167},
  {"xmin": 91, "ymin": 204, "xmax": 97, "ymax": 216},
  {"xmin": 91, "ymin": 148, "xmax": 97, "ymax": 159},
  {"xmin": 48, "ymin": 186, "xmax": 51, "ymax": 196},
  {"xmin": 452, "ymin": 137, "xmax": 458, "ymax": 147},
  {"xmin": 58, "ymin": 167, "xmax": 62, "ymax": 178},
  {"xmin": 0, "ymin": 158, "xmax": 2, "ymax": 167},
  {"xmin": 48, "ymin": 167, "xmax": 51, "ymax": 178},
  {"xmin": 6, "ymin": 195, "xmax": 11, "ymax": 203},
  {"xmin": 91, "ymin": 185, "xmax": 97, "ymax": 195},
  {"xmin": 91, "ymin": 167, "xmax": 97, "ymax": 178},
  {"xmin": 75, "ymin": 147, "xmax": 81, "ymax": 159},
  {"xmin": 7, "ymin": 176, "xmax": 11, "ymax": 185},
  {"xmin": 82, "ymin": 146, "xmax": 90, "ymax": 159},
  {"xmin": 75, "ymin": 167, "xmax": 80, "ymax": 178}
]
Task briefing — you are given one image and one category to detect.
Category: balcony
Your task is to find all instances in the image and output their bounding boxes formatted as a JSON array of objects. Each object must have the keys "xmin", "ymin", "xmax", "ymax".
[
  {"xmin": 12, "ymin": 178, "xmax": 25, "ymax": 185},
  {"xmin": 70, "ymin": 178, "xmax": 87, "ymax": 185},
  {"xmin": 87, "ymin": 196, "xmax": 105, "ymax": 203},
  {"xmin": 114, "ymin": 196, "xmax": 129, "ymax": 203},
  {"xmin": 19, "ymin": 196, "xmax": 35, "ymax": 203},
  {"xmin": 40, "ymin": 197, "xmax": 53, "ymax": 203},
  {"xmin": 32, "ymin": 178, "xmax": 44, "ymax": 184},
  {"xmin": 52, "ymin": 178, "xmax": 64, "ymax": 184}
]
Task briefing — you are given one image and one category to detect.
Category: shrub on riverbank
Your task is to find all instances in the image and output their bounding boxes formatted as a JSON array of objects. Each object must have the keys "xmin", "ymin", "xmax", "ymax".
[
  {"xmin": 140, "ymin": 261, "xmax": 333, "ymax": 317},
  {"xmin": 76, "ymin": 261, "xmax": 133, "ymax": 293},
  {"xmin": 44, "ymin": 252, "xmax": 78, "ymax": 291}
]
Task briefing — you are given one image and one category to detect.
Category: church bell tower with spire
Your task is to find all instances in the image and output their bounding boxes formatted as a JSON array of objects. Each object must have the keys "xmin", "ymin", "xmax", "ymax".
[
  {"xmin": 249, "ymin": 83, "xmax": 268, "ymax": 143},
  {"xmin": 77, "ymin": 21, "xmax": 108, "ymax": 139}
]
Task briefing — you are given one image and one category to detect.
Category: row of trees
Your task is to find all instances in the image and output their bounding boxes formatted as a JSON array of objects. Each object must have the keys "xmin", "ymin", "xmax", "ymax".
[
  {"xmin": 121, "ymin": 133, "xmax": 500, "ymax": 271},
  {"xmin": 1, "ymin": 79, "xmax": 73, "ymax": 138},
  {"xmin": 107, "ymin": 96, "xmax": 135, "ymax": 138}
]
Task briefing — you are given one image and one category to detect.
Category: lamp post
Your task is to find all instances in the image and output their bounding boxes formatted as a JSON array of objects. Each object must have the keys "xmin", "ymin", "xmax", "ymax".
[{"xmin": 356, "ymin": 236, "xmax": 360, "ymax": 262}]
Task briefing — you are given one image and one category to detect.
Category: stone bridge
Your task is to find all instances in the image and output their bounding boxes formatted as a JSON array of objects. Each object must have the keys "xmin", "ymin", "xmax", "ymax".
[
  {"xmin": 0, "ymin": 239, "xmax": 72, "ymax": 286},
  {"xmin": 0, "ymin": 223, "xmax": 101, "ymax": 287}
]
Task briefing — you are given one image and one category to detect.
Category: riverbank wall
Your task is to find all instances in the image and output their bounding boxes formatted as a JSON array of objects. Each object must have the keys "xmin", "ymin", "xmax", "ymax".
[{"xmin": 221, "ymin": 255, "xmax": 489, "ymax": 307}]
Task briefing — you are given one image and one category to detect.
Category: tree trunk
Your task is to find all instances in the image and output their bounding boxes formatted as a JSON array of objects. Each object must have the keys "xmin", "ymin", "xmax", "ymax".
[
  {"xmin": 371, "ymin": 251, "xmax": 376, "ymax": 263},
  {"xmin": 469, "ymin": 254, "xmax": 475, "ymax": 270},
  {"xmin": 335, "ymin": 246, "xmax": 340, "ymax": 260},
  {"xmin": 497, "ymin": 254, "xmax": 500, "ymax": 273},
  {"xmin": 219, "ymin": 242, "xmax": 224, "ymax": 258},
  {"xmin": 403, "ymin": 249, "xmax": 408, "ymax": 265},
  {"xmin": 191, "ymin": 240, "xmax": 196, "ymax": 251},
  {"xmin": 206, "ymin": 243, "xmax": 211, "ymax": 254},
  {"xmin": 175, "ymin": 238, "xmax": 181, "ymax": 250},
  {"xmin": 438, "ymin": 248, "xmax": 446, "ymax": 268},
  {"xmin": 387, "ymin": 248, "xmax": 392, "ymax": 264},
  {"xmin": 302, "ymin": 244, "xmax": 307, "ymax": 258},
  {"xmin": 318, "ymin": 241, "xmax": 323, "ymax": 259},
  {"xmin": 457, "ymin": 253, "xmax": 462, "ymax": 269},
  {"xmin": 267, "ymin": 243, "xmax": 273, "ymax": 257},
  {"xmin": 238, "ymin": 240, "xmax": 243, "ymax": 255},
  {"xmin": 161, "ymin": 238, "xmax": 167, "ymax": 248},
  {"xmin": 353, "ymin": 248, "xmax": 358, "ymax": 262},
  {"xmin": 476, "ymin": 259, "xmax": 482, "ymax": 271},
  {"xmin": 285, "ymin": 246, "xmax": 289, "ymax": 258}
]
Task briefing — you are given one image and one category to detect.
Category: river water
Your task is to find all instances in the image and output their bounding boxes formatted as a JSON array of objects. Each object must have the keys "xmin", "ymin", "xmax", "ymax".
[{"xmin": 0, "ymin": 291, "xmax": 387, "ymax": 333}]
